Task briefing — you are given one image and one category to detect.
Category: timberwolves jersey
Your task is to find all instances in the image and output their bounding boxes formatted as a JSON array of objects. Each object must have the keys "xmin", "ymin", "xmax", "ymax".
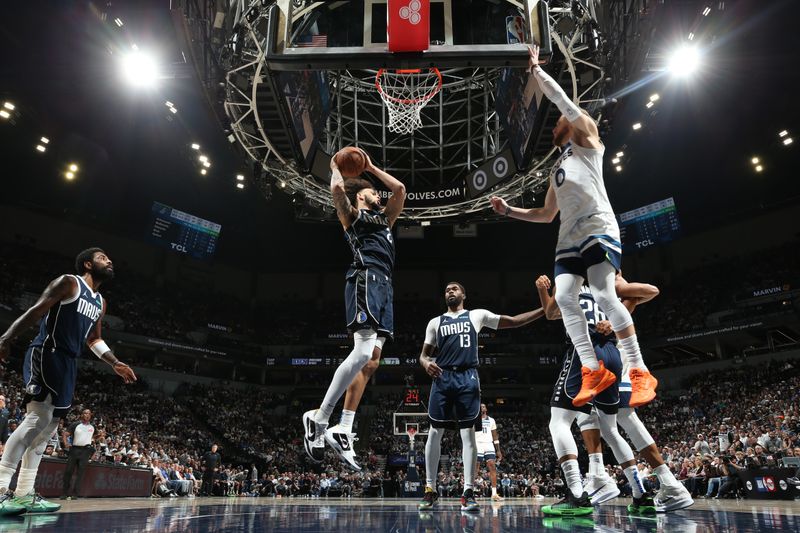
[
  {"xmin": 31, "ymin": 275, "xmax": 103, "ymax": 357},
  {"xmin": 427, "ymin": 309, "xmax": 500, "ymax": 368},
  {"xmin": 344, "ymin": 209, "xmax": 395, "ymax": 276},
  {"xmin": 551, "ymin": 141, "xmax": 614, "ymax": 229}
]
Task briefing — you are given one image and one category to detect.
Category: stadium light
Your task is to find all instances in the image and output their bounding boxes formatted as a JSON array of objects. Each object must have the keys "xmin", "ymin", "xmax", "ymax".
[
  {"xmin": 202, "ymin": 161, "xmax": 211, "ymax": 168},
  {"xmin": 114, "ymin": 18, "xmax": 124, "ymax": 27},
  {"xmin": 35, "ymin": 144, "xmax": 46, "ymax": 153},
  {"xmin": 279, "ymin": 180, "xmax": 287, "ymax": 188},
  {"xmin": 2, "ymin": 102, "xmax": 14, "ymax": 111},
  {"xmin": 40, "ymin": 136, "xmax": 49, "ymax": 144},
  {"xmin": 668, "ymin": 46, "xmax": 701, "ymax": 77},
  {"xmin": 200, "ymin": 168, "xmax": 207, "ymax": 175},
  {"xmin": 0, "ymin": 110, "xmax": 9, "ymax": 119},
  {"xmin": 779, "ymin": 130, "xmax": 788, "ymax": 138},
  {"xmin": 236, "ymin": 174, "xmax": 245, "ymax": 181},
  {"xmin": 702, "ymin": 6, "xmax": 711, "ymax": 16},
  {"xmin": 615, "ymin": 165, "xmax": 623, "ymax": 172},
  {"xmin": 191, "ymin": 143, "xmax": 200, "ymax": 150},
  {"xmin": 616, "ymin": 151, "xmax": 624, "ymax": 158},
  {"xmin": 169, "ymin": 107, "xmax": 177, "ymax": 114},
  {"xmin": 632, "ymin": 122, "xmax": 642, "ymax": 131},
  {"xmin": 751, "ymin": 157, "xmax": 760, "ymax": 165},
  {"xmin": 120, "ymin": 51, "xmax": 159, "ymax": 88},
  {"xmin": 68, "ymin": 163, "xmax": 79, "ymax": 172},
  {"xmin": 611, "ymin": 157, "xmax": 620, "ymax": 164},
  {"xmin": 755, "ymin": 165, "xmax": 763, "ymax": 172},
  {"xmin": 646, "ymin": 101, "xmax": 654, "ymax": 109},
  {"xmin": 649, "ymin": 94, "xmax": 660, "ymax": 102},
  {"xmin": 198, "ymin": 155, "xmax": 208, "ymax": 163},
  {"xmin": 65, "ymin": 171, "xmax": 75, "ymax": 180},
  {"xmin": 783, "ymin": 137, "xmax": 794, "ymax": 146},
  {"xmin": 688, "ymin": 32, "xmax": 695, "ymax": 41},
  {"xmin": 236, "ymin": 183, "xmax": 245, "ymax": 190}
]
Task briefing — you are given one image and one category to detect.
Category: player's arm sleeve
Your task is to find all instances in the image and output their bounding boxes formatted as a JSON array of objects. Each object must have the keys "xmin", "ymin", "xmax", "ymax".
[
  {"xmin": 470, "ymin": 310, "xmax": 501, "ymax": 332},
  {"xmin": 423, "ymin": 318, "xmax": 439, "ymax": 346},
  {"xmin": 532, "ymin": 66, "xmax": 582, "ymax": 123}
]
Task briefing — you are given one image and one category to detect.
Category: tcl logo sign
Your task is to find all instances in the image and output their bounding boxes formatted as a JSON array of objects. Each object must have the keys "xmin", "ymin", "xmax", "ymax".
[{"xmin": 170, "ymin": 243, "xmax": 187, "ymax": 253}]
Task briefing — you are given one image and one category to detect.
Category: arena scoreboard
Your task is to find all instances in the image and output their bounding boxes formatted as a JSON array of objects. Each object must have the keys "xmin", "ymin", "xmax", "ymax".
[
  {"xmin": 403, "ymin": 387, "xmax": 421, "ymax": 407},
  {"xmin": 618, "ymin": 197, "xmax": 681, "ymax": 251},
  {"xmin": 148, "ymin": 202, "xmax": 222, "ymax": 260}
]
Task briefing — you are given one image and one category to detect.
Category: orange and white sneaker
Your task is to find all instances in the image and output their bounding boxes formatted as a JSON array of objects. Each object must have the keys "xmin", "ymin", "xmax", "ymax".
[
  {"xmin": 572, "ymin": 361, "xmax": 617, "ymax": 407},
  {"xmin": 628, "ymin": 368, "xmax": 658, "ymax": 407}
]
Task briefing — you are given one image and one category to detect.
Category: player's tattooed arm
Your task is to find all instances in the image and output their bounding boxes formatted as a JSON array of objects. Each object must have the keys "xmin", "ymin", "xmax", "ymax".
[
  {"xmin": 535, "ymin": 275, "xmax": 562, "ymax": 320},
  {"xmin": 0, "ymin": 275, "xmax": 77, "ymax": 360},
  {"xmin": 497, "ymin": 307, "xmax": 545, "ymax": 329},
  {"xmin": 419, "ymin": 343, "xmax": 442, "ymax": 379},
  {"xmin": 330, "ymin": 157, "xmax": 358, "ymax": 228},
  {"xmin": 490, "ymin": 184, "xmax": 558, "ymax": 223},
  {"xmin": 360, "ymin": 149, "xmax": 406, "ymax": 227}
]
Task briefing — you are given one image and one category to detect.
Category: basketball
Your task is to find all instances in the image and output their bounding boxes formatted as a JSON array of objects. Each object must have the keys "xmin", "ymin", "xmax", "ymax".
[{"xmin": 334, "ymin": 147, "xmax": 367, "ymax": 178}]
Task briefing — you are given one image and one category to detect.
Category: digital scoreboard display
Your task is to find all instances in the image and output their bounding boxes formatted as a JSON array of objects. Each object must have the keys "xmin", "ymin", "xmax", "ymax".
[
  {"xmin": 618, "ymin": 197, "xmax": 681, "ymax": 252},
  {"xmin": 149, "ymin": 202, "xmax": 221, "ymax": 260}
]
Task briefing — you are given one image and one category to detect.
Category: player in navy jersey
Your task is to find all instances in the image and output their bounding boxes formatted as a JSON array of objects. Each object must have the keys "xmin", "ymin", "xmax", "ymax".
[
  {"xmin": 303, "ymin": 148, "xmax": 406, "ymax": 470},
  {"xmin": 0, "ymin": 248, "xmax": 136, "ymax": 515},
  {"xmin": 418, "ymin": 282, "xmax": 543, "ymax": 513}
]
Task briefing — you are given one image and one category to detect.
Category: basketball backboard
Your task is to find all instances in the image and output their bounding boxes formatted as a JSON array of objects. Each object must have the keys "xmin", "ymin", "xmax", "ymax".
[
  {"xmin": 393, "ymin": 412, "xmax": 430, "ymax": 436},
  {"xmin": 266, "ymin": 0, "xmax": 551, "ymax": 70}
]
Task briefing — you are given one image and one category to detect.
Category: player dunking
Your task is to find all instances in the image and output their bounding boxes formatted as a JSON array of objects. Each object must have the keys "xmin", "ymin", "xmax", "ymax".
[
  {"xmin": 418, "ymin": 282, "xmax": 543, "ymax": 513},
  {"xmin": 0, "ymin": 248, "xmax": 137, "ymax": 515},
  {"xmin": 475, "ymin": 403, "xmax": 504, "ymax": 501},
  {"xmin": 303, "ymin": 148, "xmax": 406, "ymax": 470},
  {"xmin": 491, "ymin": 45, "xmax": 657, "ymax": 409}
]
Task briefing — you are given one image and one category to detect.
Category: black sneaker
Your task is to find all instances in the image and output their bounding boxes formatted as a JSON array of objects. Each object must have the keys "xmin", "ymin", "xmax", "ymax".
[
  {"xmin": 627, "ymin": 492, "xmax": 657, "ymax": 515},
  {"xmin": 541, "ymin": 491, "xmax": 594, "ymax": 517},
  {"xmin": 419, "ymin": 487, "xmax": 439, "ymax": 509},
  {"xmin": 460, "ymin": 488, "xmax": 479, "ymax": 512}
]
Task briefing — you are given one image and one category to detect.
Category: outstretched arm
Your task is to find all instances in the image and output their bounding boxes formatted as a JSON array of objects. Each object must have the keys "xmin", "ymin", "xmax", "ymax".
[
  {"xmin": 490, "ymin": 182, "xmax": 558, "ymax": 223},
  {"xmin": 528, "ymin": 45, "xmax": 598, "ymax": 141},
  {"xmin": 497, "ymin": 307, "xmax": 545, "ymax": 329},
  {"xmin": 0, "ymin": 275, "xmax": 77, "ymax": 360},
  {"xmin": 615, "ymin": 275, "xmax": 659, "ymax": 305},
  {"xmin": 361, "ymin": 150, "xmax": 406, "ymax": 226},
  {"xmin": 86, "ymin": 300, "xmax": 137, "ymax": 384},
  {"xmin": 535, "ymin": 275, "xmax": 562, "ymax": 320},
  {"xmin": 330, "ymin": 158, "xmax": 359, "ymax": 229}
]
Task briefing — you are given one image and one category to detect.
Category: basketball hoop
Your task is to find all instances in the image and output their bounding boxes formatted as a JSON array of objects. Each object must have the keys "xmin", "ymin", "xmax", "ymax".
[
  {"xmin": 406, "ymin": 426, "xmax": 418, "ymax": 444},
  {"xmin": 376, "ymin": 68, "xmax": 442, "ymax": 135}
]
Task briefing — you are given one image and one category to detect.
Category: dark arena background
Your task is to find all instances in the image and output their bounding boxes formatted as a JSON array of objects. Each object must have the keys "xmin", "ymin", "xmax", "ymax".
[{"xmin": 1, "ymin": 1, "xmax": 799, "ymax": 532}]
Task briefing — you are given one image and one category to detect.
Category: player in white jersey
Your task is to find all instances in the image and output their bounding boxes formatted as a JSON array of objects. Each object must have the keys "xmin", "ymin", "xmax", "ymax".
[
  {"xmin": 491, "ymin": 45, "xmax": 658, "ymax": 410},
  {"xmin": 475, "ymin": 403, "xmax": 504, "ymax": 501}
]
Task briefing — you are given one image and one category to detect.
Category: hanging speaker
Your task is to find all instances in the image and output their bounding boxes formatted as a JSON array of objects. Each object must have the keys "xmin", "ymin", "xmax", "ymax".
[{"xmin": 465, "ymin": 149, "xmax": 516, "ymax": 199}]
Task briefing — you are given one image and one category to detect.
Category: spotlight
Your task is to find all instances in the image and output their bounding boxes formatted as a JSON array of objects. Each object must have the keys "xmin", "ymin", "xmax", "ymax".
[
  {"xmin": 751, "ymin": 157, "xmax": 760, "ymax": 165},
  {"xmin": 702, "ymin": 6, "xmax": 711, "ymax": 16},
  {"xmin": 0, "ymin": 110, "xmax": 9, "ymax": 119},
  {"xmin": 615, "ymin": 165, "xmax": 623, "ymax": 172},
  {"xmin": 2, "ymin": 102, "xmax": 14, "ymax": 110},
  {"xmin": 611, "ymin": 157, "xmax": 620, "ymax": 164},
  {"xmin": 755, "ymin": 165, "xmax": 763, "ymax": 172},
  {"xmin": 236, "ymin": 174, "xmax": 245, "ymax": 181},
  {"xmin": 169, "ymin": 107, "xmax": 178, "ymax": 114},
  {"xmin": 199, "ymin": 155, "xmax": 208, "ymax": 163},
  {"xmin": 40, "ymin": 136, "xmax": 49, "ymax": 144},
  {"xmin": 688, "ymin": 32, "xmax": 695, "ymax": 41},
  {"xmin": 35, "ymin": 144, "xmax": 46, "ymax": 153},
  {"xmin": 668, "ymin": 46, "xmax": 701, "ymax": 77},
  {"xmin": 200, "ymin": 168, "xmax": 207, "ymax": 175},
  {"xmin": 120, "ymin": 51, "xmax": 159, "ymax": 88},
  {"xmin": 779, "ymin": 130, "xmax": 788, "ymax": 138},
  {"xmin": 279, "ymin": 181, "xmax": 287, "ymax": 188},
  {"xmin": 68, "ymin": 163, "xmax": 79, "ymax": 172},
  {"xmin": 65, "ymin": 171, "xmax": 75, "ymax": 180},
  {"xmin": 114, "ymin": 17, "xmax": 124, "ymax": 27},
  {"xmin": 165, "ymin": 101, "xmax": 174, "ymax": 108},
  {"xmin": 649, "ymin": 94, "xmax": 660, "ymax": 102},
  {"xmin": 783, "ymin": 138, "xmax": 793, "ymax": 146},
  {"xmin": 646, "ymin": 101, "xmax": 654, "ymax": 109},
  {"xmin": 202, "ymin": 161, "xmax": 211, "ymax": 168},
  {"xmin": 191, "ymin": 143, "xmax": 200, "ymax": 150},
  {"xmin": 632, "ymin": 123, "xmax": 642, "ymax": 131},
  {"xmin": 236, "ymin": 183, "xmax": 245, "ymax": 190},
  {"xmin": 616, "ymin": 151, "xmax": 624, "ymax": 158}
]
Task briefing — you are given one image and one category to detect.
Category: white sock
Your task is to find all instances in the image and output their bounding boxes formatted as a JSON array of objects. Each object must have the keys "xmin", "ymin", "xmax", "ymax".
[
  {"xmin": 460, "ymin": 428, "xmax": 477, "ymax": 491},
  {"xmin": 0, "ymin": 464, "xmax": 16, "ymax": 493},
  {"xmin": 491, "ymin": 486, "xmax": 497, "ymax": 496},
  {"xmin": 315, "ymin": 330, "xmax": 377, "ymax": 424},
  {"xmin": 339, "ymin": 410, "xmax": 356, "ymax": 433},
  {"xmin": 425, "ymin": 427, "xmax": 443, "ymax": 489},
  {"xmin": 15, "ymin": 468, "xmax": 38, "ymax": 496},
  {"xmin": 654, "ymin": 464, "xmax": 680, "ymax": 488},
  {"xmin": 588, "ymin": 453, "xmax": 605, "ymax": 478},
  {"xmin": 623, "ymin": 465, "xmax": 645, "ymax": 498},
  {"xmin": 560, "ymin": 459, "xmax": 583, "ymax": 498},
  {"xmin": 619, "ymin": 335, "xmax": 647, "ymax": 371}
]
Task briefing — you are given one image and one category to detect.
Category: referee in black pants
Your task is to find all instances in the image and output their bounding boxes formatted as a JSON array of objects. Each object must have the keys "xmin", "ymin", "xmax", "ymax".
[
  {"xmin": 200, "ymin": 444, "xmax": 221, "ymax": 496},
  {"xmin": 61, "ymin": 408, "xmax": 96, "ymax": 500}
]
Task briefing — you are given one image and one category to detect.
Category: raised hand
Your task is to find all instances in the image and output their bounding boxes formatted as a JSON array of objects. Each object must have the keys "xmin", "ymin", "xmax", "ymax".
[
  {"xmin": 535, "ymin": 275, "xmax": 551, "ymax": 290},
  {"xmin": 490, "ymin": 196, "xmax": 509, "ymax": 215},
  {"xmin": 527, "ymin": 44, "xmax": 541, "ymax": 73}
]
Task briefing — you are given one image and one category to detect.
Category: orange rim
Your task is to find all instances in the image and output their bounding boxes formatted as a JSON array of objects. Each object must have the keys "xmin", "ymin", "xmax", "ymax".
[{"xmin": 375, "ymin": 67, "xmax": 442, "ymax": 105}]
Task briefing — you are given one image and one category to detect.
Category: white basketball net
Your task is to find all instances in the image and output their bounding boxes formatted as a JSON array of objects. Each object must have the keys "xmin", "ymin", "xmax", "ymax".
[{"xmin": 376, "ymin": 68, "xmax": 442, "ymax": 135}]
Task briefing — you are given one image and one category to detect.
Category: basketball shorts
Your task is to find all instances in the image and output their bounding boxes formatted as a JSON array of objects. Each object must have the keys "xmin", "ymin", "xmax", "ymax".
[
  {"xmin": 23, "ymin": 345, "xmax": 78, "ymax": 417},
  {"xmin": 619, "ymin": 380, "xmax": 632, "ymax": 409},
  {"xmin": 477, "ymin": 444, "xmax": 497, "ymax": 462},
  {"xmin": 345, "ymin": 268, "xmax": 394, "ymax": 340},
  {"xmin": 550, "ymin": 339, "xmax": 622, "ymax": 415},
  {"xmin": 554, "ymin": 212, "xmax": 622, "ymax": 278},
  {"xmin": 428, "ymin": 368, "xmax": 481, "ymax": 429}
]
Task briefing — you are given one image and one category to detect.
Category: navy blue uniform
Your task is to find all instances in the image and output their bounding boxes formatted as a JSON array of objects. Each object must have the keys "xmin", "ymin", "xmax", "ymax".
[
  {"xmin": 24, "ymin": 275, "xmax": 103, "ymax": 416},
  {"xmin": 425, "ymin": 310, "xmax": 499, "ymax": 429},
  {"xmin": 550, "ymin": 288, "xmax": 622, "ymax": 415},
  {"xmin": 344, "ymin": 209, "xmax": 395, "ymax": 339}
]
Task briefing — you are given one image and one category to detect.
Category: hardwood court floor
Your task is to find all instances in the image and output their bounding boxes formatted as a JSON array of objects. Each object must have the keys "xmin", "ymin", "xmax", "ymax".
[{"xmin": 2, "ymin": 496, "xmax": 799, "ymax": 532}]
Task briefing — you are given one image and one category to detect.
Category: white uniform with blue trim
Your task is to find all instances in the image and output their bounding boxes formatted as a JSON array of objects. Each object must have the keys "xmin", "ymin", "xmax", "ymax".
[
  {"xmin": 552, "ymin": 142, "xmax": 622, "ymax": 268},
  {"xmin": 476, "ymin": 416, "xmax": 497, "ymax": 458}
]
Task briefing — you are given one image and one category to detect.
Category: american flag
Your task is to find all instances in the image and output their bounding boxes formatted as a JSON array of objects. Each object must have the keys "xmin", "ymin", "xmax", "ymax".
[{"xmin": 296, "ymin": 34, "xmax": 328, "ymax": 47}]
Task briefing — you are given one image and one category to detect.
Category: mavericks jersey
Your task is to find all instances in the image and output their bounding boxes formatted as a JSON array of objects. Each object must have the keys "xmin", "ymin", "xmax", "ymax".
[
  {"xmin": 476, "ymin": 416, "xmax": 497, "ymax": 447},
  {"xmin": 424, "ymin": 309, "xmax": 500, "ymax": 368},
  {"xmin": 31, "ymin": 275, "xmax": 103, "ymax": 357},
  {"xmin": 551, "ymin": 142, "xmax": 614, "ymax": 229},
  {"xmin": 565, "ymin": 286, "xmax": 609, "ymax": 342},
  {"xmin": 344, "ymin": 209, "xmax": 395, "ymax": 277}
]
